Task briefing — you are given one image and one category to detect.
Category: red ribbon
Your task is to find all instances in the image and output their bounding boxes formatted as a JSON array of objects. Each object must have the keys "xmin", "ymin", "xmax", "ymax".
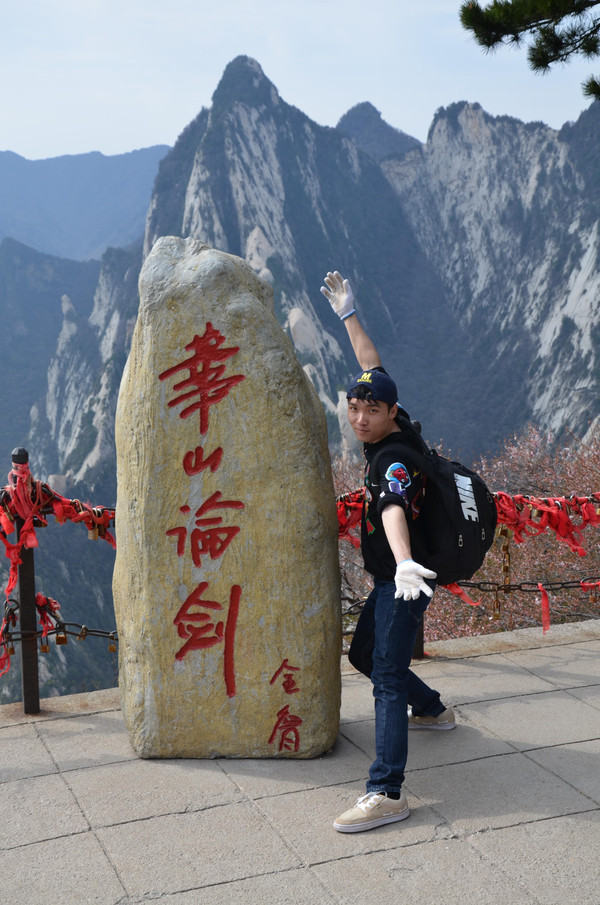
[
  {"xmin": 538, "ymin": 583, "xmax": 551, "ymax": 634},
  {"xmin": 35, "ymin": 593, "xmax": 60, "ymax": 638},
  {"xmin": 443, "ymin": 582, "xmax": 481, "ymax": 607},
  {"xmin": 0, "ymin": 618, "xmax": 10, "ymax": 677},
  {"xmin": 0, "ymin": 462, "xmax": 116, "ymax": 676},
  {"xmin": 336, "ymin": 489, "xmax": 365, "ymax": 548},
  {"xmin": 495, "ymin": 491, "xmax": 598, "ymax": 556}
]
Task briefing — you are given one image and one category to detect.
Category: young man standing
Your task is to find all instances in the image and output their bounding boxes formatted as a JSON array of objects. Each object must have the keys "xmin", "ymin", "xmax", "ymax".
[{"xmin": 321, "ymin": 271, "xmax": 455, "ymax": 834}]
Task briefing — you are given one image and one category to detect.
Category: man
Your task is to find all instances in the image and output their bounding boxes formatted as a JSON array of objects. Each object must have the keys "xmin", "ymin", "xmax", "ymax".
[{"xmin": 321, "ymin": 271, "xmax": 455, "ymax": 834}]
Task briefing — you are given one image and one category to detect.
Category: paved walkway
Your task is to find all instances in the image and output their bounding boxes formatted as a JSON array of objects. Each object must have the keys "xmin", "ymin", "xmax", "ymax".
[{"xmin": 2, "ymin": 619, "xmax": 600, "ymax": 905}]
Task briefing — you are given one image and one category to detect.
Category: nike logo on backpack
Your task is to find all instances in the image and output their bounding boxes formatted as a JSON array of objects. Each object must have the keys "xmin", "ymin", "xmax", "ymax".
[{"xmin": 454, "ymin": 474, "xmax": 479, "ymax": 522}]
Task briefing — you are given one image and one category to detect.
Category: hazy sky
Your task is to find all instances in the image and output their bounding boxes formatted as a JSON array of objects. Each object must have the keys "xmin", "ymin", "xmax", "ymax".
[{"xmin": 3, "ymin": 0, "xmax": 597, "ymax": 160}]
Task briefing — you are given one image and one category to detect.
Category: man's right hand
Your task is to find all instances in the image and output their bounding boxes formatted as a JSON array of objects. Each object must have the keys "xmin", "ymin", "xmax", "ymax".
[
  {"xmin": 320, "ymin": 271, "xmax": 355, "ymax": 320},
  {"xmin": 394, "ymin": 559, "xmax": 436, "ymax": 601}
]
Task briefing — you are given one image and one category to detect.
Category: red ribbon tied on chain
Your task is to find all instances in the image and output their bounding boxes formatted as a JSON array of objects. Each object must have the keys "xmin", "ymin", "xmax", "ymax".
[
  {"xmin": 336, "ymin": 488, "xmax": 365, "ymax": 548},
  {"xmin": 0, "ymin": 459, "xmax": 116, "ymax": 677},
  {"xmin": 494, "ymin": 491, "xmax": 598, "ymax": 556},
  {"xmin": 35, "ymin": 593, "xmax": 61, "ymax": 638},
  {"xmin": 538, "ymin": 583, "xmax": 551, "ymax": 634}
]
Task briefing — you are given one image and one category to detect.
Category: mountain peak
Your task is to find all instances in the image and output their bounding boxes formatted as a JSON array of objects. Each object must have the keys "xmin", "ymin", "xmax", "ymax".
[
  {"xmin": 212, "ymin": 56, "xmax": 279, "ymax": 111},
  {"xmin": 336, "ymin": 103, "xmax": 420, "ymax": 162}
]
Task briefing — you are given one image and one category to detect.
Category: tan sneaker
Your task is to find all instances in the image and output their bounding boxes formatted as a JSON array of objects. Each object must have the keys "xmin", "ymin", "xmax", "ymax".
[
  {"xmin": 333, "ymin": 791, "xmax": 409, "ymax": 833},
  {"xmin": 408, "ymin": 706, "xmax": 456, "ymax": 730}
]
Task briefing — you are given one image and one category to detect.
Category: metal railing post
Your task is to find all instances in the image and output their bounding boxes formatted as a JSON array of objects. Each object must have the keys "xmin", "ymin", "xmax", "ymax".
[
  {"xmin": 12, "ymin": 448, "xmax": 40, "ymax": 714},
  {"xmin": 412, "ymin": 618, "xmax": 424, "ymax": 660}
]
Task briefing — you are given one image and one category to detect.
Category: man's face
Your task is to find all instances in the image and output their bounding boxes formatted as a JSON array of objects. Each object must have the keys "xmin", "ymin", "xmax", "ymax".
[{"xmin": 347, "ymin": 397, "xmax": 399, "ymax": 444}]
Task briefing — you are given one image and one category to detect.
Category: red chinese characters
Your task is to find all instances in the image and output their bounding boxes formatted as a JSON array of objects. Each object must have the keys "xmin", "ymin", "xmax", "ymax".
[
  {"xmin": 174, "ymin": 583, "xmax": 240, "ymax": 698},
  {"xmin": 268, "ymin": 705, "xmax": 304, "ymax": 753},
  {"xmin": 268, "ymin": 659, "xmax": 303, "ymax": 752},
  {"xmin": 159, "ymin": 322, "xmax": 245, "ymax": 435},
  {"xmin": 270, "ymin": 659, "xmax": 301, "ymax": 694},
  {"xmin": 160, "ymin": 323, "xmax": 245, "ymax": 698},
  {"xmin": 182, "ymin": 445, "xmax": 223, "ymax": 476},
  {"xmin": 166, "ymin": 492, "xmax": 245, "ymax": 567}
]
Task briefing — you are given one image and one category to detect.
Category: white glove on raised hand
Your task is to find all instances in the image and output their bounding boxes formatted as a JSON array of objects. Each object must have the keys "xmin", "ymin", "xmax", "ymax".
[
  {"xmin": 394, "ymin": 559, "xmax": 437, "ymax": 601},
  {"xmin": 320, "ymin": 271, "xmax": 355, "ymax": 320}
]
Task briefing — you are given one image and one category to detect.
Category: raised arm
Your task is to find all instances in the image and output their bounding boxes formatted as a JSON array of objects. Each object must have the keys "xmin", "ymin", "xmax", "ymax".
[{"xmin": 320, "ymin": 271, "xmax": 381, "ymax": 370}]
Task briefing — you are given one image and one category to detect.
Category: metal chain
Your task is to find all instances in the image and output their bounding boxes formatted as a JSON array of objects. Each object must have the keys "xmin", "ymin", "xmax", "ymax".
[{"xmin": 460, "ymin": 577, "xmax": 600, "ymax": 594}]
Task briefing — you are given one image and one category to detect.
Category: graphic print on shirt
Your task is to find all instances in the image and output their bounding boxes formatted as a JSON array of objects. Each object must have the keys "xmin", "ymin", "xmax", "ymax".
[{"xmin": 384, "ymin": 462, "xmax": 411, "ymax": 496}]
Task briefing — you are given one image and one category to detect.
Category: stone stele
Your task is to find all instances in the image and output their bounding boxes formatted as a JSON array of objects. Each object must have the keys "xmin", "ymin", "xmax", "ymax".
[{"xmin": 113, "ymin": 237, "xmax": 341, "ymax": 758}]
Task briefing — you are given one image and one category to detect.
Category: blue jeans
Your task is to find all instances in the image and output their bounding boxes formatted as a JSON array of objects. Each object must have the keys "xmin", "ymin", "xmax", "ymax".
[{"xmin": 348, "ymin": 579, "xmax": 443, "ymax": 794}]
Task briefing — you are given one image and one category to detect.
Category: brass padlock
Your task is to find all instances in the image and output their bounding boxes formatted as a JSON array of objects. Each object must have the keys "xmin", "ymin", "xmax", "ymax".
[
  {"xmin": 77, "ymin": 626, "xmax": 88, "ymax": 641},
  {"xmin": 108, "ymin": 634, "xmax": 117, "ymax": 653},
  {"xmin": 493, "ymin": 590, "xmax": 501, "ymax": 620},
  {"xmin": 55, "ymin": 626, "xmax": 68, "ymax": 645},
  {"xmin": 40, "ymin": 637, "xmax": 50, "ymax": 653}
]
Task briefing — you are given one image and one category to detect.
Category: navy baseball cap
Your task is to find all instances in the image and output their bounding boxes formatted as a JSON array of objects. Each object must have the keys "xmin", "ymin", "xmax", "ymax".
[{"xmin": 346, "ymin": 370, "xmax": 410, "ymax": 419}]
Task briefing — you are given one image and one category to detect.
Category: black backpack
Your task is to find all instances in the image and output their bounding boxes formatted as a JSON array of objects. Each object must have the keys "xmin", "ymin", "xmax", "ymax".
[{"xmin": 370, "ymin": 420, "xmax": 497, "ymax": 586}]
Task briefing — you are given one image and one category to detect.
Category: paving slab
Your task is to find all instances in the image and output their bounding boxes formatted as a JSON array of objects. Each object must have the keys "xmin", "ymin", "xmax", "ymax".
[
  {"xmin": 313, "ymin": 837, "xmax": 537, "ymax": 905},
  {"xmin": 67, "ymin": 757, "xmax": 243, "ymax": 827},
  {"xmin": 405, "ymin": 750, "xmax": 597, "ymax": 835},
  {"xmin": 412, "ymin": 651, "xmax": 557, "ymax": 703},
  {"xmin": 95, "ymin": 801, "xmax": 301, "ymax": 899},
  {"xmin": 470, "ymin": 811, "xmax": 600, "ymax": 905},
  {"xmin": 256, "ymin": 780, "xmax": 446, "ymax": 865},
  {"xmin": 153, "ymin": 868, "xmax": 338, "ymax": 904},
  {"xmin": 563, "ymin": 682, "xmax": 600, "ymax": 710},
  {"xmin": 218, "ymin": 733, "xmax": 371, "ymax": 798},
  {"xmin": 36, "ymin": 709, "xmax": 137, "ymax": 771},
  {"xmin": 503, "ymin": 640, "xmax": 600, "ymax": 688},
  {"xmin": 0, "ymin": 773, "xmax": 88, "ymax": 849},
  {"xmin": 1, "ymin": 832, "xmax": 126, "ymax": 905},
  {"xmin": 0, "ymin": 722, "xmax": 57, "ymax": 783},
  {"xmin": 339, "ymin": 672, "xmax": 375, "ymax": 724},
  {"xmin": 2, "ymin": 625, "xmax": 600, "ymax": 905},
  {"xmin": 526, "ymin": 738, "xmax": 600, "ymax": 803},
  {"xmin": 340, "ymin": 710, "xmax": 516, "ymax": 771},
  {"xmin": 460, "ymin": 689, "xmax": 600, "ymax": 750}
]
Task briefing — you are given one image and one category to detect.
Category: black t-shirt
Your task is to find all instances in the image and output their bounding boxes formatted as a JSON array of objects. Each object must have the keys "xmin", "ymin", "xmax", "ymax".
[{"xmin": 361, "ymin": 432, "xmax": 425, "ymax": 581}]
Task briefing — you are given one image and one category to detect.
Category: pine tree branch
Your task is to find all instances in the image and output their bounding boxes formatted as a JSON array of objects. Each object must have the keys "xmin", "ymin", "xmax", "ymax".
[{"xmin": 460, "ymin": 1, "xmax": 600, "ymax": 99}]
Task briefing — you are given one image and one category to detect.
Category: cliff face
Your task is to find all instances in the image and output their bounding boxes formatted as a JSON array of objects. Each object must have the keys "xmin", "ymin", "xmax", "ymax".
[
  {"xmin": 2, "ymin": 55, "xmax": 600, "ymax": 702},
  {"xmin": 27, "ymin": 245, "xmax": 141, "ymax": 503},
  {"xmin": 143, "ymin": 56, "xmax": 484, "ymax": 457},
  {"xmin": 16, "ymin": 57, "xmax": 600, "ymax": 500},
  {"xmin": 382, "ymin": 101, "xmax": 600, "ymax": 442}
]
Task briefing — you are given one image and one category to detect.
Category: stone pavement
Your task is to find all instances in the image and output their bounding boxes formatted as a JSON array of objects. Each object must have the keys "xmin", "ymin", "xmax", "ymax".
[{"xmin": 2, "ymin": 619, "xmax": 600, "ymax": 905}]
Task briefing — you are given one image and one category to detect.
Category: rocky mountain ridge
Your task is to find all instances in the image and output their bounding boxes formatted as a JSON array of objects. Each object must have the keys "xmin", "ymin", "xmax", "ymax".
[
  {"xmin": 16, "ymin": 57, "xmax": 600, "ymax": 499},
  {"xmin": 1, "ymin": 54, "xmax": 599, "ymax": 701},
  {"xmin": 0, "ymin": 145, "xmax": 169, "ymax": 260},
  {"xmin": 382, "ymin": 101, "xmax": 600, "ymax": 444},
  {"xmin": 7, "ymin": 55, "xmax": 599, "ymax": 500}
]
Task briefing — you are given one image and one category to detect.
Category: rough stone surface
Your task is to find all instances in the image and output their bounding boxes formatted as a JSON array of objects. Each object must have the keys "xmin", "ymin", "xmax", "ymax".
[{"xmin": 113, "ymin": 237, "xmax": 341, "ymax": 758}]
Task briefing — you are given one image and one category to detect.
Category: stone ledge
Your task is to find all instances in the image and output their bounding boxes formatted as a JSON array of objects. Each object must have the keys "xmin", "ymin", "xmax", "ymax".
[{"xmin": 0, "ymin": 686, "xmax": 121, "ymax": 728}]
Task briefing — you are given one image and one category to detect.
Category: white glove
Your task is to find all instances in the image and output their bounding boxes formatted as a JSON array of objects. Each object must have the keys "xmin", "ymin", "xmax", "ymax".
[
  {"xmin": 394, "ymin": 559, "xmax": 436, "ymax": 601},
  {"xmin": 320, "ymin": 271, "xmax": 355, "ymax": 320}
]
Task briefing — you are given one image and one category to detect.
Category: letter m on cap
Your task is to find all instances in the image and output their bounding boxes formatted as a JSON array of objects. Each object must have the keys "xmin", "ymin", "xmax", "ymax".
[{"xmin": 360, "ymin": 372, "xmax": 373, "ymax": 383}]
